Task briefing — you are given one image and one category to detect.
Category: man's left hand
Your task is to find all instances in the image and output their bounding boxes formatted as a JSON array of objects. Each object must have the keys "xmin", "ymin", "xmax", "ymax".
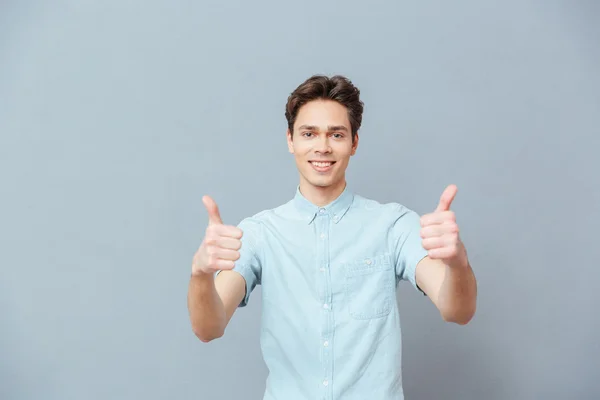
[{"xmin": 419, "ymin": 184, "xmax": 468, "ymax": 269}]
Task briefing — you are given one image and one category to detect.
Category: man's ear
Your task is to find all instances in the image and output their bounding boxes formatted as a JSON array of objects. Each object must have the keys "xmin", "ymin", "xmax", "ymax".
[
  {"xmin": 351, "ymin": 132, "xmax": 359, "ymax": 155},
  {"xmin": 287, "ymin": 129, "xmax": 294, "ymax": 154}
]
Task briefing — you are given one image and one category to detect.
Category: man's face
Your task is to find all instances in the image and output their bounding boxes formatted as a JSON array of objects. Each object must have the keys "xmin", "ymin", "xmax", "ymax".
[{"xmin": 287, "ymin": 99, "xmax": 358, "ymax": 190}]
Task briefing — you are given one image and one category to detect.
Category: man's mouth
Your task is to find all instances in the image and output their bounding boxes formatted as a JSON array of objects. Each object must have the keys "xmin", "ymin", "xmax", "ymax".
[{"xmin": 309, "ymin": 161, "xmax": 336, "ymax": 172}]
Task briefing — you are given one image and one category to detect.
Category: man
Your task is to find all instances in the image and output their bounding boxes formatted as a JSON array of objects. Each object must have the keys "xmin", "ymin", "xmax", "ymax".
[{"xmin": 187, "ymin": 75, "xmax": 477, "ymax": 399}]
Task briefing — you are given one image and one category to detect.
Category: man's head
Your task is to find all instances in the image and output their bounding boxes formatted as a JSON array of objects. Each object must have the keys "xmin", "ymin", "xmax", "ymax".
[{"xmin": 285, "ymin": 75, "xmax": 364, "ymax": 193}]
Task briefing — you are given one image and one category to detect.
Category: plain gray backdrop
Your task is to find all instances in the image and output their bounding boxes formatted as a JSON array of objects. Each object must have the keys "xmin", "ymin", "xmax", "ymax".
[{"xmin": 1, "ymin": 1, "xmax": 599, "ymax": 399}]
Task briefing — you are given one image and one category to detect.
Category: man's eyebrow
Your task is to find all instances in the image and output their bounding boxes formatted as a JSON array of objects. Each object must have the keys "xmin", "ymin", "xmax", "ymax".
[
  {"xmin": 297, "ymin": 125, "xmax": 318, "ymax": 131},
  {"xmin": 297, "ymin": 125, "xmax": 349, "ymax": 132}
]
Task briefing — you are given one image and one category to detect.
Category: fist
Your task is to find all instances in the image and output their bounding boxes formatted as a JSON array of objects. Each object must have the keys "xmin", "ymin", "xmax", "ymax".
[
  {"xmin": 192, "ymin": 195, "xmax": 243, "ymax": 276},
  {"xmin": 419, "ymin": 184, "xmax": 467, "ymax": 268}
]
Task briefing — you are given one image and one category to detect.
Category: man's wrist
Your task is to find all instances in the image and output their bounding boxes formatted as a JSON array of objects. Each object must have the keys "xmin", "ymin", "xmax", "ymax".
[
  {"xmin": 445, "ymin": 254, "xmax": 469, "ymax": 270},
  {"xmin": 191, "ymin": 269, "xmax": 215, "ymax": 282}
]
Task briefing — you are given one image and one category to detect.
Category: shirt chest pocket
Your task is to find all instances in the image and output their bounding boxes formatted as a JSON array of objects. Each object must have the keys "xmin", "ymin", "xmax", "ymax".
[{"xmin": 342, "ymin": 253, "xmax": 395, "ymax": 320}]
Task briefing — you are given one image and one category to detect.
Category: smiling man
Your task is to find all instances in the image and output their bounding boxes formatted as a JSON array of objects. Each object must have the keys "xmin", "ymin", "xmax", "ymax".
[{"xmin": 187, "ymin": 75, "xmax": 477, "ymax": 400}]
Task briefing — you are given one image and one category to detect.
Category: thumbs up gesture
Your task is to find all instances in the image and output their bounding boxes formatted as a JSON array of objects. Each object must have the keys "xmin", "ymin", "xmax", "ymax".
[
  {"xmin": 419, "ymin": 185, "xmax": 468, "ymax": 268},
  {"xmin": 192, "ymin": 196, "xmax": 243, "ymax": 276}
]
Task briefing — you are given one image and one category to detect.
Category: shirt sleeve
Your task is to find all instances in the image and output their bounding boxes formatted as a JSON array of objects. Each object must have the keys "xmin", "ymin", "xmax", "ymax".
[
  {"xmin": 391, "ymin": 205, "xmax": 429, "ymax": 294},
  {"xmin": 216, "ymin": 216, "xmax": 263, "ymax": 307}
]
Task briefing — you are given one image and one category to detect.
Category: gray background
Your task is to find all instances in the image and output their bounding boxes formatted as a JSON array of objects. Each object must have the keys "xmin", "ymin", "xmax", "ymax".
[{"xmin": 1, "ymin": 1, "xmax": 599, "ymax": 399}]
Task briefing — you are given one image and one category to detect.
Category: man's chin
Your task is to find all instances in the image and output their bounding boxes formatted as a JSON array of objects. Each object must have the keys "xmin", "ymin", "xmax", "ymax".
[
  {"xmin": 307, "ymin": 177, "xmax": 337, "ymax": 188},
  {"xmin": 300, "ymin": 170, "xmax": 344, "ymax": 189}
]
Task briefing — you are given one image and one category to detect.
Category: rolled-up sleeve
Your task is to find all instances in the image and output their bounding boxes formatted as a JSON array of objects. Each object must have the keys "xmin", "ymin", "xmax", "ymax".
[
  {"xmin": 230, "ymin": 217, "xmax": 263, "ymax": 307},
  {"xmin": 391, "ymin": 205, "xmax": 428, "ymax": 294}
]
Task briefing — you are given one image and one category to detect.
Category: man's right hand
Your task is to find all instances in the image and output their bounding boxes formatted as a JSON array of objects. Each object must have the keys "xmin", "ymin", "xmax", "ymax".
[{"xmin": 192, "ymin": 196, "xmax": 243, "ymax": 276}]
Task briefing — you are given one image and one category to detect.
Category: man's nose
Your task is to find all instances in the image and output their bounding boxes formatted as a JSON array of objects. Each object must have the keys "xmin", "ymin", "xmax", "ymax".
[{"xmin": 315, "ymin": 136, "xmax": 332, "ymax": 153}]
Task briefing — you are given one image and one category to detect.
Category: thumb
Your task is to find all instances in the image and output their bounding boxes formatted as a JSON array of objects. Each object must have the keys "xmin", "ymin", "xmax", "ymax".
[
  {"xmin": 435, "ymin": 184, "xmax": 458, "ymax": 212},
  {"xmin": 202, "ymin": 195, "xmax": 223, "ymax": 225}
]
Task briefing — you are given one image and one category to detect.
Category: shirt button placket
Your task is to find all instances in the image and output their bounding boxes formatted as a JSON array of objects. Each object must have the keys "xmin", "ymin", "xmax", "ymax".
[{"xmin": 317, "ymin": 208, "xmax": 332, "ymax": 399}]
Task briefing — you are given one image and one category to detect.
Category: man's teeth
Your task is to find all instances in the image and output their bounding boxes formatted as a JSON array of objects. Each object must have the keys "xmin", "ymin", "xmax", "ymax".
[{"xmin": 312, "ymin": 162, "xmax": 332, "ymax": 167}]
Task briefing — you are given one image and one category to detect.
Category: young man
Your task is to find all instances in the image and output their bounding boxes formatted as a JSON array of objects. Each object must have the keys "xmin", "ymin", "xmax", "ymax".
[{"xmin": 187, "ymin": 75, "xmax": 477, "ymax": 399}]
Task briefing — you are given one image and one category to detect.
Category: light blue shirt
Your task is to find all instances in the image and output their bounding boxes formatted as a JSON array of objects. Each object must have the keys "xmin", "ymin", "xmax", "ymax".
[{"xmin": 230, "ymin": 185, "xmax": 428, "ymax": 400}]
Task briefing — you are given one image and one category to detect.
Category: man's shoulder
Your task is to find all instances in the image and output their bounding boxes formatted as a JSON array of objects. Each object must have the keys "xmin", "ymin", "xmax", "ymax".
[
  {"xmin": 351, "ymin": 193, "xmax": 417, "ymax": 218},
  {"xmin": 238, "ymin": 199, "xmax": 295, "ymax": 225},
  {"xmin": 351, "ymin": 194, "xmax": 422, "ymax": 239}
]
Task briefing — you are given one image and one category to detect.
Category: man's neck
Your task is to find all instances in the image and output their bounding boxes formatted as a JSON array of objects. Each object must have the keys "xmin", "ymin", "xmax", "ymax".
[{"xmin": 298, "ymin": 179, "xmax": 347, "ymax": 207}]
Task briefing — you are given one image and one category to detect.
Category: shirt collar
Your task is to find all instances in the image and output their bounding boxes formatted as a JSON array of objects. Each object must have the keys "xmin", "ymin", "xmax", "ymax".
[{"xmin": 293, "ymin": 184, "xmax": 354, "ymax": 224}]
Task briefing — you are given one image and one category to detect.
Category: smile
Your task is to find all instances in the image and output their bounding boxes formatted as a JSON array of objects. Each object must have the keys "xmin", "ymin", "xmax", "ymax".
[{"xmin": 309, "ymin": 161, "xmax": 336, "ymax": 172}]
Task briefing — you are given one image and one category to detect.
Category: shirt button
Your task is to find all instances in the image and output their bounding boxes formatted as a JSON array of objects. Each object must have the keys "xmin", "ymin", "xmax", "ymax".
[
  {"xmin": 320, "ymin": 233, "xmax": 326, "ymax": 239},
  {"xmin": 319, "ymin": 208, "xmax": 325, "ymax": 213},
  {"xmin": 323, "ymin": 380, "xmax": 329, "ymax": 386},
  {"xmin": 365, "ymin": 259, "xmax": 372, "ymax": 265},
  {"xmin": 323, "ymin": 341, "xmax": 329, "ymax": 347},
  {"xmin": 323, "ymin": 303, "xmax": 329, "ymax": 309},
  {"xmin": 320, "ymin": 266, "xmax": 326, "ymax": 272}
]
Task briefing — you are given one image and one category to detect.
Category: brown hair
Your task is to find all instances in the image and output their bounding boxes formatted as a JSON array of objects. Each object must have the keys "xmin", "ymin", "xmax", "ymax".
[{"xmin": 285, "ymin": 75, "xmax": 364, "ymax": 142}]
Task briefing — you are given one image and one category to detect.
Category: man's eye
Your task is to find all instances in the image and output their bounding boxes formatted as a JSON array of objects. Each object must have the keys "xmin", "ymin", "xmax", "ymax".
[{"xmin": 303, "ymin": 132, "xmax": 313, "ymax": 137}]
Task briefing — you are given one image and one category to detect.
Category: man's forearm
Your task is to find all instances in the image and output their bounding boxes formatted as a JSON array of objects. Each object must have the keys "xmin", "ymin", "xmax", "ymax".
[
  {"xmin": 437, "ymin": 262, "xmax": 477, "ymax": 324},
  {"xmin": 187, "ymin": 273, "xmax": 227, "ymax": 342}
]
